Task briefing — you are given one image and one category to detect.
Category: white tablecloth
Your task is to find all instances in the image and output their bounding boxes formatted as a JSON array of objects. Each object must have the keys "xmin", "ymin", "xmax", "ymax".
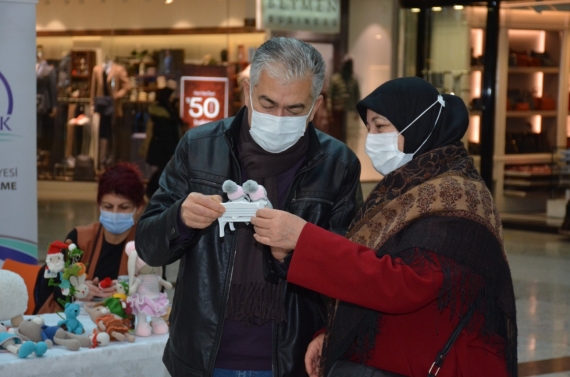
[{"xmin": 0, "ymin": 304, "xmax": 170, "ymax": 377}]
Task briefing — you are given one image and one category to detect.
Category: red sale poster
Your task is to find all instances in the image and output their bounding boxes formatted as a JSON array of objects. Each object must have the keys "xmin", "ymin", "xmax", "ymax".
[{"xmin": 180, "ymin": 76, "xmax": 229, "ymax": 128}]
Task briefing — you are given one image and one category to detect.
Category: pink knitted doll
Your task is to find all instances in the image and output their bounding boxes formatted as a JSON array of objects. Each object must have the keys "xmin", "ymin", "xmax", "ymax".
[
  {"xmin": 125, "ymin": 241, "xmax": 172, "ymax": 336},
  {"xmin": 222, "ymin": 180, "xmax": 250, "ymax": 202},
  {"xmin": 243, "ymin": 180, "xmax": 272, "ymax": 208}
]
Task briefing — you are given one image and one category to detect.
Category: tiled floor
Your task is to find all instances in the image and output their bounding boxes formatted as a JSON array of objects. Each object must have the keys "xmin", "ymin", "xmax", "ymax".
[{"xmin": 37, "ymin": 200, "xmax": 570, "ymax": 376}]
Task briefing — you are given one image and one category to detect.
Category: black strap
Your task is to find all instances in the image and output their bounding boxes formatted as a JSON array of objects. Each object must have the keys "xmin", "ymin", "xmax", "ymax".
[{"xmin": 427, "ymin": 295, "xmax": 482, "ymax": 377}]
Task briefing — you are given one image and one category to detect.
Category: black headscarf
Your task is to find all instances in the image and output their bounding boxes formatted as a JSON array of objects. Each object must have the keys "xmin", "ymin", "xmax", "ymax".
[{"xmin": 356, "ymin": 77, "xmax": 469, "ymax": 157}]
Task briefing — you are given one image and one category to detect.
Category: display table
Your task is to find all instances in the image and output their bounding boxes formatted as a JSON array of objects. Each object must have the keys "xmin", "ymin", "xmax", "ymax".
[{"xmin": 0, "ymin": 306, "xmax": 170, "ymax": 377}]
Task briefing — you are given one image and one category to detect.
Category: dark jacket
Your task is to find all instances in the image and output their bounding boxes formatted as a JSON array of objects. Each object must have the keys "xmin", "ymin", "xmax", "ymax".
[
  {"xmin": 146, "ymin": 104, "xmax": 181, "ymax": 168},
  {"xmin": 135, "ymin": 107, "xmax": 363, "ymax": 377}
]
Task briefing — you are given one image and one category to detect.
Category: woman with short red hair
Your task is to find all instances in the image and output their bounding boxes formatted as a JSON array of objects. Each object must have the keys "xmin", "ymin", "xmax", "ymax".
[{"xmin": 35, "ymin": 163, "xmax": 146, "ymax": 314}]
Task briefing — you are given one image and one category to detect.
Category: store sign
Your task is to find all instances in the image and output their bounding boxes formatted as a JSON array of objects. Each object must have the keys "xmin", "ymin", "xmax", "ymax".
[
  {"xmin": 0, "ymin": 0, "xmax": 39, "ymax": 266},
  {"xmin": 180, "ymin": 76, "xmax": 229, "ymax": 128},
  {"xmin": 257, "ymin": 0, "xmax": 340, "ymax": 34}
]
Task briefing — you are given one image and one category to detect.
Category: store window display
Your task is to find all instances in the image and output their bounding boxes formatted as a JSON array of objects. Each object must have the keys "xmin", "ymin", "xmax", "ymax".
[
  {"xmin": 35, "ymin": 162, "xmax": 146, "ymax": 314},
  {"xmin": 143, "ymin": 78, "xmax": 184, "ymax": 198},
  {"xmin": 36, "ymin": 47, "xmax": 58, "ymax": 153},
  {"xmin": 90, "ymin": 57, "xmax": 131, "ymax": 170},
  {"xmin": 327, "ymin": 55, "xmax": 360, "ymax": 150}
]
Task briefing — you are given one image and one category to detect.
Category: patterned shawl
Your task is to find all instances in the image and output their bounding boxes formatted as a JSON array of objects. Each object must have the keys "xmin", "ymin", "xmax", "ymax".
[{"xmin": 321, "ymin": 142, "xmax": 517, "ymax": 377}]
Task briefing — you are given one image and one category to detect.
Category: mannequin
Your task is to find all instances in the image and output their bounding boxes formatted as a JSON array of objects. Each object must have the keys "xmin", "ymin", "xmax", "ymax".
[
  {"xmin": 327, "ymin": 55, "xmax": 361, "ymax": 149},
  {"xmin": 36, "ymin": 48, "xmax": 58, "ymax": 152},
  {"xmin": 90, "ymin": 57, "xmax": 131, "ymax": 170}
]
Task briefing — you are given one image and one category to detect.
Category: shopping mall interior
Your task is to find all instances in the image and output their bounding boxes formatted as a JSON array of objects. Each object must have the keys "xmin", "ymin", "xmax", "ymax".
[{"xmin": 1, "ymin": 0, "xmax": 570, "ymax": 376}]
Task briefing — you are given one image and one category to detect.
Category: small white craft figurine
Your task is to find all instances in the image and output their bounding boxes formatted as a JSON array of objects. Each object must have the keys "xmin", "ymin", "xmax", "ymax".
[{"xmin": 218, "ymin": 180, "xmax": 272, "ymax": 237}]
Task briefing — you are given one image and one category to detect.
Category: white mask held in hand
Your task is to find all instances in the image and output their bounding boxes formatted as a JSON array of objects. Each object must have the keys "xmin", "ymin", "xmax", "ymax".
[
  {"xmin": 366, "ymin": 95, "xmax": 445, "ymax": 176},
  {"xmin": 248, "ymin": 87, "xmax": 314, "ymax": 153}
]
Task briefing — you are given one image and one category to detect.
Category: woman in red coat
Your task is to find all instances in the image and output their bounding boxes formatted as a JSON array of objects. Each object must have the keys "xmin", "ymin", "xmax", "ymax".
[{"xmin": 251, "ymin": 77, "xmax": 517, "ymax": 377}]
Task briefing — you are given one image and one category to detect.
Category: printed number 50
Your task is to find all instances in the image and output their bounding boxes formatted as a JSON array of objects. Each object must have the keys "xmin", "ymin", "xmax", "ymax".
[{"xmin": 187, "ymin": 97, "xmax": 220, "ymax": 118}]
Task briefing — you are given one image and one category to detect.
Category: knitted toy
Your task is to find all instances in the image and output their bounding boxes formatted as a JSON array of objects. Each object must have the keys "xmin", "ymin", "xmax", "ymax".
[
  {"xmin": 88, "ymin": 329, "xmax": 111, "ymax": 348},
  {"xmin": 45, "ymin": 241, "xmax": 88, "ymax": 306},
  {"xmin": 125, "ymin": 241, "xmax": 172, "ymax": 336},
  {"xmin": 16, "ymin": 316, "xmax": 91, "ymax": 352},
  {"xmin": 84, "ymin": 305, "xmax": 135, "ymax": 342},
  {"xmin": 44, "ymin": 240, "xmax": 67, "ymax": 278},
  {"xmin": 242, "ymin": 180, "xmax": 273, "ymax": 208},
  {"xmin": 0, "ymin": 270, "xmax": 28, "ymax": 327},
  {"xmin": 0, "ymin": 323, "xmax": 47, "ymax": 358},
  {"xmin": 98, "ymin": 277, "xmax": 114, "ymax": 290},
  {"xmin": 222, "ymin": 180, "xmax": 250, "ymax": 203},
  {"xmin": 57, "ymin": 303, "xmax": 84, "ymax": 335}
]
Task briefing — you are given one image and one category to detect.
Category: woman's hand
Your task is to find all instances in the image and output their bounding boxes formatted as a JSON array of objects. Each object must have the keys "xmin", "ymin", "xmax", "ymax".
[
  {"xmin": 305, "ymin": 333, "xmax": 325, "ymax": 377},
  {"xmin": 251, "ymin": 208, "xmax": 307, "ymax": 252},
  {"xmin": 80, "ymin": 277, "xmax": 112, "ymax": 301}
]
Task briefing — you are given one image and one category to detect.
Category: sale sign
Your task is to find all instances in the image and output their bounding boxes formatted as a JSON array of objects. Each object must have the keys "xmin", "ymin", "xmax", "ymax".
[{"xmin": 180, "ymin": 76, "xmax": 229, "ymax": 128}]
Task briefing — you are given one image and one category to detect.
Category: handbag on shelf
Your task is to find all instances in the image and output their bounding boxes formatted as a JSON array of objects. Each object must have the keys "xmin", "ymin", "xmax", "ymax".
[{"xmin": 328, "ymin": 296, "xmax": 481, "ymax": 377}]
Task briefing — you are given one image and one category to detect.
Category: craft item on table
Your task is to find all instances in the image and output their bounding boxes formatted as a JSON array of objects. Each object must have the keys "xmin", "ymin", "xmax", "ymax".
[
  {"xmin": 84, "ymin": 305, "xmax": 135, "ymax": 342},
  {"xmin": 45, "ymin": 241, "xmax": 88, "ymax": 306},
  {"xmin": 0, "ymin": 323, "xmax": 47, "ymax": 358},
  {"xmin": 0, "ymin": 270, "xmax": 28, "ymax": 327},
  {"xmin": 125, "ymin": 241, "xmax": 172, "ymax": 337},
  {"xmin": 57, "ymin": 303, "xmax": 84, "ymax": 335},
  {"xmin": 15, "ymin": 316, "xmax": 92, "ymax": 352},
  {"xmin": 218, "ymin": 179, "xmax": 271, "ymax": 237},
  {"xmin": 95, "ymin": 280, "xmax": 134, "ymax": 329},
  {"xmin": 88, "ymin": 329, "xmax": 110, "ymax": 348},
  {"xmin": 98, "ymin": 277, "xmax": 114, "ymax": 290},
  {"xmin": 242, "ymin": 180, "xmax": 273, "ymax": 209},
  {"xmin": 59, "ymin": 262, "xmax": 89, "ymax": 299},
  {"xmin": 44, "ymin": 240, "xmax": 67, "ymax": 278}
]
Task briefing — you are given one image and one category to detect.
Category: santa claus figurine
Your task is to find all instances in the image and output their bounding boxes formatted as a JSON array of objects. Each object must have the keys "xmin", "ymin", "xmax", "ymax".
[{"xmin": 44, "ymin": 241, "xmax": 68, "ymax": 278}]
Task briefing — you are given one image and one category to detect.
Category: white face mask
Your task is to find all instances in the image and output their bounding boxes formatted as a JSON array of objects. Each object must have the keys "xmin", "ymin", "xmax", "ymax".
[
  {"xmin": 248, "ymin": 87, "xmax": 315, "ymax": 153},
  {"xmin": 366, "ymin": 95, "xmax": 445, "ymax": 176}
]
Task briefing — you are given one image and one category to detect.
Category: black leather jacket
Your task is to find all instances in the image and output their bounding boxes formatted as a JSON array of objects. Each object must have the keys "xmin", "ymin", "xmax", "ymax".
[{"xmin": 136, "ymin": 108, "xmax": 363, "ymax": 377}]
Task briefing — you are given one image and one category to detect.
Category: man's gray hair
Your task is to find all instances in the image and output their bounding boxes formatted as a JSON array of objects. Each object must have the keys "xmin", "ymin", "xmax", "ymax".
[{"xmin": 250, "ymin": 37, "xmax": 326, "ymax": 101}]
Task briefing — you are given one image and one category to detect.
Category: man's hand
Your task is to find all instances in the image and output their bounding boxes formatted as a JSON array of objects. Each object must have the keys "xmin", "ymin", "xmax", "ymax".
[
  {"xmin": 251, "ymin": 208, "xmax": 306, "ymax": 251},
  {"xmin": 180, "ymin": 193, "xmax": 225, "ymax": 229},
  {"xmin": 305, "ymin": 333, "xmax": 325, "ymax": 377}
]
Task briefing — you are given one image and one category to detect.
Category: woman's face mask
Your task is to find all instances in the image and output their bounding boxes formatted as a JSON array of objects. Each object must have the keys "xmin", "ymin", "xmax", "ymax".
[
  {"xmin": 248, "ymin": 85, "xmax": 315, "ymax": 154},
  {"xmin": 99, "ymin": 209, "xmax": 135, "ymax": 235},
  {"xmin": 365, "ymin": 95, "xmax": 445, "ymax": 176},
  {"xmin": 98, "ymin": 193, "xmax": 138, "ymax": 235}
]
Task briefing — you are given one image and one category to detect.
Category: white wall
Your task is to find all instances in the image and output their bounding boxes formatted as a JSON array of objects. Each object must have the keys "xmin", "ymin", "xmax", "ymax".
[{"xmin": 348, "ymin": 0, "xmax": 394, "ymax": 182}]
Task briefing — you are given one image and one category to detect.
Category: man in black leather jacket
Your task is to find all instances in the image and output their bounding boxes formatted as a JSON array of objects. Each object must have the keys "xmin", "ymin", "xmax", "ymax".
[{"xmin": 135, "ymin": 37, "xmax": 362, "ymax": 377}]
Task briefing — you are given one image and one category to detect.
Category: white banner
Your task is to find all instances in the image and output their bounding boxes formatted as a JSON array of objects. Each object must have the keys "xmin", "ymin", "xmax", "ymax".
[{"xmin": 0, "ymin": 0, "xmax": 39, "ymax": 266}]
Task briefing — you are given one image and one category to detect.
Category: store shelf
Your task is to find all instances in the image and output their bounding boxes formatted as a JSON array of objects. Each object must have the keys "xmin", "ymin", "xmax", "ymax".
[
  {"xmin": 504, "ymin": 170, "xmax": 554, "ymax": 178},
  {"xmin": 508, "ymin": 66, "xmax": 559, "ymax": 74},
  {"xmin": 471, "ymin": 65, "xmax": 484, "ymax": 72},
  {"xmin": 498, "ymin": 153, "xmax": 555, "ymax": 164},
  {"xmin": 504, "ymin": 179, "xmax": 553, "ymax": 187},
  {"xmin": 506, "ymin": 110, "xmax": 557, "ymax": 117},
  {"xmin": 469, "ymin": 110, "xmax": 482, "ymax": 116}
]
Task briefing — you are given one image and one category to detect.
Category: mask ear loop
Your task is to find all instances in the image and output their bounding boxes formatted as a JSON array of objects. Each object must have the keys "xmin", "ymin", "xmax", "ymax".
[
  {"xmin": 398, "ymin": 95, "xmax": 445, "ymax": 136},
  {"xmin": 412, "ymin": 101, "xmax": 444, "ymax": 155}
]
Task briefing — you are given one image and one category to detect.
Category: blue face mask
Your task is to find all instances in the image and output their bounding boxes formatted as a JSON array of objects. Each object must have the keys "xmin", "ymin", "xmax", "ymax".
[{"xmin": 99, "ymin": 209, "xmax": 135, "ymax": 235}]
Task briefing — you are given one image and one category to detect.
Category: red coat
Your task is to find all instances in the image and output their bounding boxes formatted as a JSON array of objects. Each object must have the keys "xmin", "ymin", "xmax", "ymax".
[{"xmin": 288, "ymin": 223, "xmax": 508, "ymax": 377}]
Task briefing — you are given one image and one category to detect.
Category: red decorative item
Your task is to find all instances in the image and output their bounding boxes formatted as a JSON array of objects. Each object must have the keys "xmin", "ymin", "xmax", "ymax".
[{"xmin": 98, "ymin": 277, "xmax": 113, "ymax": 289}]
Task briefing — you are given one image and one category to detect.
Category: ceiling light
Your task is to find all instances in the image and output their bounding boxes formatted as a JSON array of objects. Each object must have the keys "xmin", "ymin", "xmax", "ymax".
[
  {"xmin": 454, "ymin": 5, "xmax": 464, "ymax": 10},
  {"xmin": 411, "ymin": 8, "xmax": 421, "ymax": 13},
  {"xmin": 165, "ymin": 0, "xmax": 173, "ymax": 3},
  {"xmin": 432, "ymin": 6, "xmax": 443, "ymax": 11}
]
